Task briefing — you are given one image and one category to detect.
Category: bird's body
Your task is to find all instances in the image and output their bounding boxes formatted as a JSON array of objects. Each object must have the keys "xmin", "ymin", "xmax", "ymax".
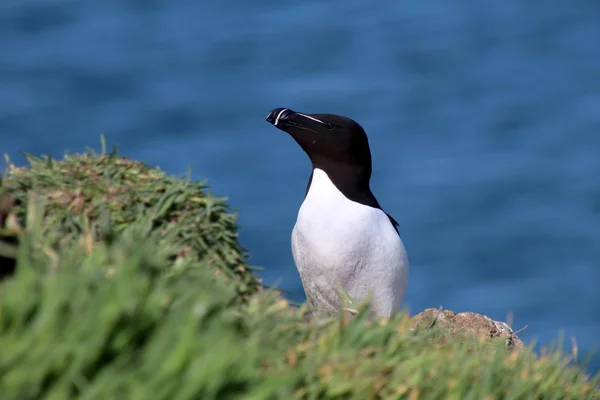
[
  {"xmin": 292, "ymin": 168, "xmax": 408, "ymax": 317},
  {"xmin": 265, "ymin": 108, "xmax": 409, "ymax": 318}
]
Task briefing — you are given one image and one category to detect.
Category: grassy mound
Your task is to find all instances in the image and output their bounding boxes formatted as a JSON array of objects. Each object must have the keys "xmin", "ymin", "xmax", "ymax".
[
  {"xmin": 0, "ymin": 146, "xmax": 260, "ymax": 299},
  {"xmin": 0, "ymin": 147, "xmax": 598, "ymax": 399}
]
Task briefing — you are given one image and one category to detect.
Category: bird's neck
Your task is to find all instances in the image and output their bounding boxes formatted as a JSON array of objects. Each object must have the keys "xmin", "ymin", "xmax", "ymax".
[{"xmin": 308, "ymin": 163, "xmax": 375, "ymax": 207}]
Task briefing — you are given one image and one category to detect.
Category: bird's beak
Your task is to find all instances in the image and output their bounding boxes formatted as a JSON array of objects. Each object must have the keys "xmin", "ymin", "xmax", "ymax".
[{"xmin": 266, "ymin": 108, "xmax": 328, "ymax": 133}]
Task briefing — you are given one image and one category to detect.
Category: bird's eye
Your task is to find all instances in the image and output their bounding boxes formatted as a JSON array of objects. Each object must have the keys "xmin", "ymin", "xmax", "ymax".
[{"xmin": 326, "ymin": 123, "xmax": 335, "ymax": 130}]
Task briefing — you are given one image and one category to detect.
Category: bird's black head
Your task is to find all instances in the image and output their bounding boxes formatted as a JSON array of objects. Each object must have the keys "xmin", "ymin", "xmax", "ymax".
[
  {"xmin": 265, "ymin": 107, "xmax": 398, "ymax": 231},
  {"xmin": 265, "ymin": 108, "xmax": 372, "ymax": 179}
]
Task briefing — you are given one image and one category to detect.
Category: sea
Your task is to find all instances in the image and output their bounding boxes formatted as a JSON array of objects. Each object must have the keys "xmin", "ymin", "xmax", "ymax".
[{"xmin": 1, "ymin": 0, "xmax": 599, "ymax": 373}]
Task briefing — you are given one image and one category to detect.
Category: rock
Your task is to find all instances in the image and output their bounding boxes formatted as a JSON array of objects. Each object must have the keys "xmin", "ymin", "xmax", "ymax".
[{"xmin": 411, "ymin": 308, "xmax": 525, "ymax": 351}]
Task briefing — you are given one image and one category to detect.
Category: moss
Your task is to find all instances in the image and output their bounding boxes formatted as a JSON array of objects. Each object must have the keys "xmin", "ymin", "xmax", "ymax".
[{"xmin": 0, "ymin": 146, "xmax": 598, "ymax": 399}]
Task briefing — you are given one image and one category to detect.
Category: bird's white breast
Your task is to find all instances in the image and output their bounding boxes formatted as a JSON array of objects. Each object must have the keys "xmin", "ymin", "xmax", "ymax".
[{"xmin": 291, "ymin": 168, "xmax": 409, "ymax": 317}]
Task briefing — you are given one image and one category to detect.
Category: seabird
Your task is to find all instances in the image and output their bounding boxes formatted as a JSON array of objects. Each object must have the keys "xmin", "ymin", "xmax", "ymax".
[{"xmin": 266, "ymin": 108, "xmax": 409, "ymax": 318}]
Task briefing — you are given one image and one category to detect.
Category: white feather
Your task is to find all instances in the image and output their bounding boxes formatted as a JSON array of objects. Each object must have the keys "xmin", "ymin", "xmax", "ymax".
[{"xmin": 291, "ymin": 168, "xmax": 409, "ymax": 317}]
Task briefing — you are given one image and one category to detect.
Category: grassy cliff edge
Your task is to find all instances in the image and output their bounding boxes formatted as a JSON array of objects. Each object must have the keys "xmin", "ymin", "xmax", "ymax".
[{"xmin": 0, "ymin": 146, "xmax": 598, "ymax": 399}]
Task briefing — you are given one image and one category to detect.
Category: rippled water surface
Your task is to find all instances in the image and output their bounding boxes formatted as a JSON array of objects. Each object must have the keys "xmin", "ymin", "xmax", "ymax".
[{"xmin": 2, "ymin": 0, "xmax": 599, "ymax": 371}]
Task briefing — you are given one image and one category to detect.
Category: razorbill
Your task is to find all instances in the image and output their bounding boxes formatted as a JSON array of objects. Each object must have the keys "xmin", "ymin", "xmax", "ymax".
[{"xmin": 265, "ymin": 108, "xmax": 409, "ymax": 318}]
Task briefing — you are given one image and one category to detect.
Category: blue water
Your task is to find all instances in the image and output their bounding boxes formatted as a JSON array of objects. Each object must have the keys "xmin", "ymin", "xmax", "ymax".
[{"xmin": 2, "ymin": 0, "xmax": 599, "ymax": 373}]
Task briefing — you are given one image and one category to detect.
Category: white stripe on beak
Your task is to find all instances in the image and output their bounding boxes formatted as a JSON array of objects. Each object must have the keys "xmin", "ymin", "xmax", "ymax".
[{"xmin": 274, "ymin": 108, "xmax": 289, "ymax": 126}]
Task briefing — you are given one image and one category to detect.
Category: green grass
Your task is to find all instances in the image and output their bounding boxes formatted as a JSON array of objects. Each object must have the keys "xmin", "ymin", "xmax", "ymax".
[
  {"xmin": 0, "ymin": 144, "xmax": 598, "ymax": 399},
  {"xmin": 0, "ymin": 143, "xmax": 260, "ymax": 300}
]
